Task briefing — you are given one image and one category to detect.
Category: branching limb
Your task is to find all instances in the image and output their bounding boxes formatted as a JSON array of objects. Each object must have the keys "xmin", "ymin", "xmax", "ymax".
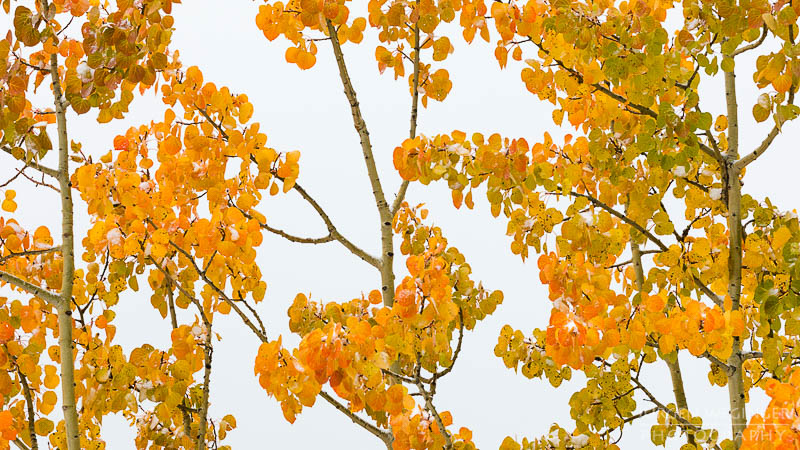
[
  {"xmin": 528, "ymin": 40, "xmax": 721, "ymax": 164},
  {"xmin": 196, "ymin": 108, "xmax": 229, "ymax": 140},
  {"xmin": 624, "ymin": 407, "xmax": 659, "ymax": 424},
  {"xmin": 165, "ymin": 281, "xmax": 195, "ymax": 438},
  {"xmin": 0, "ymin": 146, "xmax": 59, "ymax": 179},
  {"xmin": 431, "ymin": 309, "xmax": 464, "ymax": 381},
  {"xmin": 0, "ymin": 246, "xmax": 61, "ymax": 265},
  {"xmin": 734, "ymin": 81, "xmax": 795, "ymax": 170},
  {"xmin": 421, "ymin": 393, "xmax": 453, "ymax": 450},
  {"xmin": 324, "ymin": 20, "xmax": 389, "ymax": 217},
  {"xmin": 566, "ymin": 190, "xmax": 723, "ymax": 306},
  {"xmin": 735, "ymin": 86, "xmax": 795, "ymax": 170},
  {"xmin": 0, "ymin": 271, "xmax": 61, "ymax": 306},
  {"xmin": 168, "ymin": 242, "xmax": 268, "ymax": 343},
  {"xmin": 278, "ymin": 183, "xmax": 381, "ymax": 268},
  {"xmin": 195, "ymin": 316, "xmax": 213, "ymax": 450},
  {"xmin": 736, "ymin": 126, "xmax": 779, "ymax": 169},
  {"xmin": 319, "ymin": 391, "xmax": 391, "ymax": 445},
  {"xmin": 702, "ymin": 351, "xmax": 735, "ymax": 375},
  {"xmin": 605, "ymin": 249, "xmax": 663, "ymax": 269},
  {"xmin": 325, "ymin": 18, "xmax": 395, "ymax": 305},
  {"xmin": 42, "ymin": 0, "xmax": 81, "ymax": 444},
  {"xmin": 198, "ymin": 106, "xmax": 382, "ymax": 269},
  {"xmin": 632, "ymin": 376, "xmax": 721, "ymax": 450},
  {"xmin": 12, "ymin": 439, "xmax": 31, "ymax": 450},
  {"xmin": 260, "ymin": 222, "xmax": 334, "ymax": 244},
  {"xmin": 732, "ymin": 25, "xmax": 768, "ymax": 57},
  {"xmin": 741, "ymin": 351, "xmax": 762, "ymax": 361}
]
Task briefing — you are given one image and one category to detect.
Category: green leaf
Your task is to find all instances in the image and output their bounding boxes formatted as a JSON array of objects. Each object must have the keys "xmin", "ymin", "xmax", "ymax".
[
  {"xmin": 720, "ymin": 57, "xmax": 735, "ymax": 73},
  {"xmin": 761, "ymin": 295, "xmax": 781, "ymax": 318}
]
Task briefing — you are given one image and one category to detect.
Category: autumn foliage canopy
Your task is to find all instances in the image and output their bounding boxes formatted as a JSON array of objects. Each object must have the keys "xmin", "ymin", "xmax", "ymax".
[{"xmin": 1, "ymin": 0, "xmax": 800, "ymax": 449}]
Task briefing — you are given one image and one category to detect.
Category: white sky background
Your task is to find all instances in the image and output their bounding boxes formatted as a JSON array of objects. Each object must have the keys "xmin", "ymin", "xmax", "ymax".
[{"xmin": 2, "ymin": 0, "xmax": 800, "ymax": 448}]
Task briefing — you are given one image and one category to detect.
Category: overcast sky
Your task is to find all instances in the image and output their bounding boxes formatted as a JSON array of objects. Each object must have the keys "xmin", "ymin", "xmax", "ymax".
[{"xmin": 3, "ymin": 1, "xmax": 800, "ymax": 448}]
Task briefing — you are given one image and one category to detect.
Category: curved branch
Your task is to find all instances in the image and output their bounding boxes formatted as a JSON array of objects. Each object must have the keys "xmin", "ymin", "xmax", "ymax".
[
  {"xmin": 14, "ymin": 363, "xmax": 38, "ymax": 450},
  {"xmin": 732, "ymin": 25, "xmax": 768, "ymax": 57},
  {"xmin": 167, "ymin": 242, "xmax": 268, "ymax": 343},
  {"xmin": 291, "ymin": 182, "xmax": 381, "ymax": 268},
  {"xmin": 319, "ymin": 391, "xmax": 391, "ymax": 444},
  {"xmin": 261, "ymin": 222, "xmax": 335, "ymax": 244},
  {"xmin": 432, "ymin": 309, "xmax": 464, "ymax": 381},
  {"xmin": 391, "ymin": 10, "xmax": 422, "ymax": 217}
]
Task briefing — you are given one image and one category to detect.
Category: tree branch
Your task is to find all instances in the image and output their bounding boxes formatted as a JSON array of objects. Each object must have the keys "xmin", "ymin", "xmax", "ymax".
[
  {"xmin": 431, "ymin": 309, "xmax": 464, "ymax": 381},
  {"xmin": 167, "ymin": 242, "xmax": 269, "ymax": 343},
  {"xmin": 319, "ymin": 391, "xmax": 391, "ymax": 444},
  {"xmin": 735, "ymin": 86, "xmax": 795, "ymax": 170},
  {"xmin": 632, "ymin": 375, "xmax": 720, "ymax": 450},
  {"xmin": 12, "ymin": 440, "xmax": 31, "ymax": 450},
  {"xmin": 278, "ymin": 183, "xmax": 381, "ymax": 268},
  {"xmin": 260, "ymin": 222, "xmax": 335, "ymax": 245},
  {"xmin": 326, "ymin": 18, "xmax": 395, "ymax": 306},
  {"xmin": 0, "ymin": 146, "xmax": 59, "ymax": 179},
  {"xmin": 732, "ymin": 25, "xmax": 768, "ymax": 57},
  {"xmin": 566, "ymin": 190, "xmax": 723, "ymax": 306},
  {"xmin": 14, "ymin": 361, "xmax": 38, "ymax": 450},
  {"xmin": 605, "ymin": 249, "xmax": 663, "ymax": 269},
  {"xmin": 0, "ymin": 271, "xmax": 61, "ymax": 306},
  {"xmin": 0, "ymin": 246, "xmax": 61, "ymax": 265},
  {"xmin": 391, "ymin": 6, "xmax": 422, "ymax": 217},
  {"xmin": 40, "ymin": 0, "xmax": 81, "ymax": 446},
  {"xmin": 195, "ymin": 319, "xmax": 213, "ymax": 450}
]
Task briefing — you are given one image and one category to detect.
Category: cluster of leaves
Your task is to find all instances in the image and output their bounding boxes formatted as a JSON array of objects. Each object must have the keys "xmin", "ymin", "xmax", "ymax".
[
  {"xmin": 255, "ymin": 0, "xmax": 499, "ymax": 105},
  {"xmin": 388, "ymin": 0, "xmax": 800, "ymax": 447},
  {"xmin": 255, "ymin": 203, "xmax": 501, "ymax": 449},
  {"xmin": 0, "ymin": 0, "xmax": 189, "ymax": 447},
  {"xmin": 5, "ymin": 0, "xmax": 800, "ymax": 447},
  {"xmin": 742, "ymin": 368, "xmax": 800, "ymax": 449},
  {"xmin": 70, "ymin": 60, "xmax": 307, "ymax": 447}
]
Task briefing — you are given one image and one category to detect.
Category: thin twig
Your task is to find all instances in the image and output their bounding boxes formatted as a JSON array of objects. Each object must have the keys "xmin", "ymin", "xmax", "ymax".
[
  {"xmin": 168, "ymin": 242, "xmax": 268, "ymax": 342},
  {"xmin": 0, "ymin": 246, "xmax": 62, "ymax": 265}
]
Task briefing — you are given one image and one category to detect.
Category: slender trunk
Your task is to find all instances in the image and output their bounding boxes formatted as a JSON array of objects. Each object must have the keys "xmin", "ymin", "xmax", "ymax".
[
  {"xmin": 44, "ymin": 2, "xmax": 80, "ymax": 445},
  {"xmin": 325, "ymin": 20, "xmax": 395, "ymax": 306},
  {"xmin": 409, "ymin": 15, "xmax": 420, "ymax": 142},
  {"xmin": 630, "ymin": 242, "xmax": 694, "ymax": 445},
  {"xmin": 724, "ymin": 64, "xmax": 746, "ymax": 449},
  {"xmin": 167, "ymin": 284, "xmax": 194, "ymax": 440},
  {"xmin": 195, "ymin": 322, "xmax": 213, "ymax": 450}
]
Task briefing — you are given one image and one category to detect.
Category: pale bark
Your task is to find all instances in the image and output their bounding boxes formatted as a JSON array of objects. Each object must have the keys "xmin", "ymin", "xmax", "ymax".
[
  {"xmin": 724, "ymin": 62, "xmax": 747, "ymax": 449},
  {"xmin": 391, "ymin": 10, "xmax": 421, "ymax": 215},
  {"xmin": 325, "ymin": 19, "xmax": 395, "ymax": 306},
  {"xmin": 195, "ymin": 319, "xmax": 213, "ymax": 450},
  {"xmin": 318, "ymin": 391, "xmax": 392, "ymax": 445},
  {"xmin": 41, "ymin": 1, "xmax": 81, "ymax": 444}
]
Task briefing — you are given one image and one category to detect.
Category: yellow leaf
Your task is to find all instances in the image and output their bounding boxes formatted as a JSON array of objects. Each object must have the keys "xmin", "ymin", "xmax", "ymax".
[
  {"xmin": 500, "ymin": 437, "xmax": 521, "ymax": 450},
  {"xmin": 772, "ymin": 226, "xmax": 792, "ymax": 250},
  {"xmin": 1, "ymin": 199, "xmax": 16, "ymax": 212}
]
